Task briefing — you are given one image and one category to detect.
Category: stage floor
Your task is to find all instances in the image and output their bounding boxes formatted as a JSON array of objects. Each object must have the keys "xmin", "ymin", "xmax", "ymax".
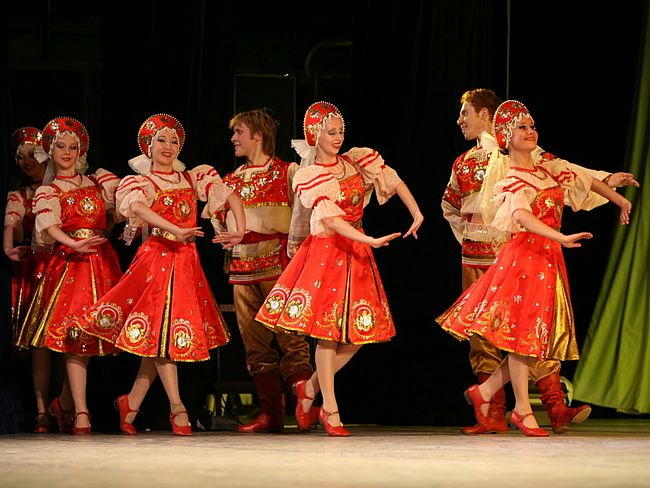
[{"xmin": 1, "ymin": 419, "xmax": 649, "ymax": 487}]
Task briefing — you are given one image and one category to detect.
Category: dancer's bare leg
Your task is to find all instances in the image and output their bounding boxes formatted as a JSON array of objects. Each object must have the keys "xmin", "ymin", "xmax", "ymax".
[
  {"xmin": 508, "ymin": 353, "xmax": 540, "ymax": 428},
  {"xmin": 155, "ymin": 358, "xmax": 189, "ymax": 427},
  {"xmin": 32, "ymin": 348, "xmax": 51, "ymax": 424},
  {"xmin": 313, "ymin": 341, "xmax": 363, "ymax": 427},
  {"xmin": 123, "ymin": 357, "xmax": 158, "ymax": 424},
  {"xmin": 300, "ymin": 343, "xmax": 362, "ymax": 415},
  {"xmin": 66, "ymin": 354, "xmax": 90, "ymax": 428}
]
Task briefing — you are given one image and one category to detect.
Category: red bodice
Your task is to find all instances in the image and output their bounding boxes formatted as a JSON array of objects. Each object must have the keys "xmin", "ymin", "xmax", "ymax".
[
  {"xmin": 335, "ymin": 172, "xmax": 365, "ymax": 225},
  {"xmin": 145, "ymin": 173, "xmax": 198, "ymax": 228},
  {"xmin": 531, "ymin": 185, "xmax": 564, "ymax": 230},
  {"xmin": 51, "ymin": 182, "xmax": 107, "ymax": 232}
]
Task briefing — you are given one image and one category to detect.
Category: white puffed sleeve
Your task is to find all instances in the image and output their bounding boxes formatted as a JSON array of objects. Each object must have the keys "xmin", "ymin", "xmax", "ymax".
[
  {"xmin": 92, "ymin": 168, "xmax": 121, "ymax": 212},
  {"xmin": 491, "ymin": 177, "xmax": 537, "ymax": 233},
  {"xmin": 190, "ymin": 164, "xmax": 233, "ymax": 218},
  {"xmin": 4, "ymin": 190, "xmax": 25, "ymax": 227},
  {"xmin": 292, "ymin": 165, "xmax": 345, "ymax": 235},
  {"xmin": 345, "ymin": 147, "xmax": 403, "ymax": 205},
  {"xmin": 32, "ymin": 186, "xmax": 61, "ymax": 245},
  {"xmin": 116, "ymin": 175, "xmax": 155, "ymax": 227},
  {"xmin": 567, "ymin": 162, "xmax": 610, "ymax": 210},
  {"xmin": 287, "ymin": 161, "xmax": 300, "ymax": 206},
  {"xmin": 540, "ymin": 159, "xmax": 593, "ymax": 211}
]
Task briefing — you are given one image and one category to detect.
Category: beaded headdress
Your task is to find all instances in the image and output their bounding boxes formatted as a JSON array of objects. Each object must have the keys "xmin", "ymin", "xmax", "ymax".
[
  {"xmin": 137, "ymin": 113, "xmax": 185, "ymax": 157},
  {"xmin": 39, "ymin": 117, "xmax": 89, "ymax": 183},
  {"xmin": 493, "ymin": 100, "xmax": 533, "ymax": 151},
  {"xmin": 41, "ymin": 117, "xmax": 89, "ymax": 157},
  {"xmin": 129, "ymin": 113, "xmax": 186, "ymax": 175},
  {"xmin": 303, "ymin": 101, "xmax": 344, "ymax": 147},
  {"xmin": 11, "ymin": 127, "xmax": 42, "ymax": 151}
]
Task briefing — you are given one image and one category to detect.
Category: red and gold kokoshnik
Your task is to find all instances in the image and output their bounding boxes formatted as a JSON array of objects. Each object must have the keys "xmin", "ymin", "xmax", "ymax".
[{"xmin": 42, "ymin": 117, "xmax": 89, "ymax": 156}]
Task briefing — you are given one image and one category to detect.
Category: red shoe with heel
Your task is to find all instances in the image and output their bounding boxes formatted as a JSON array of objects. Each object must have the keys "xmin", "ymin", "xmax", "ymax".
[
  {"xmin": 48, "ymin": 397, "xmax": 73, "ymax": 434},
  {"xmin": 170, "ymin": 410, "xmax": 193, "ymax": 436},
  {"xmin": 294, "ymin": 380, "xmax": 320, "ymax": 431},
  {"xmin": 34, "ymin": 412, "xmax": 50, "ymax": 433},
  {"xmin": 72, "ymin": 411, "xmax": 92, "ymax": 435},
  {"xmin": 115, "ymin": 394, "xmax": 138, "ymax": 435},
  {"xmin": 463, "ymin": 385, "xmax": 492, "ymax": 430},
  {"xmin": 510, "ymin": 410, "xmax": 550, "ymax": 437},
  {"xmin": 319, "ymin": 408, "xmax": 350, "ymax": 437}
]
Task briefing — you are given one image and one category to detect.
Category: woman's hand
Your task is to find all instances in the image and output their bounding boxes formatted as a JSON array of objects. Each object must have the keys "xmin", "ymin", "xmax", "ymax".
[
  {"xmin": 615, "ymin": 195, "xmax": 632, "ymax": 225},
  {"xmin": 369, "ymin": 232, "xmax": 402, "ymax": 248},
  {"xmin": 606, "ymin": 172, "xmax": 640, "ymax": 188},
  {"xmin": 403, "ymin": 211, "xmax": 424, "ymax": 239},
  {"xmin": 560, "ymin": 232, "xmax": 593, "ymax": 248},
  {"xmin": 212, "ymin": 230, "xmax": 245, "ymax": 249},
  {"xmin": 4, "ymin": 245, "xmax": 29, "ymax": 262},
  {"xmin": 70, "ymin": 236, "xmax": 107, "ymax": 253},
  {"xmin": 172, "ymin": 226, "xmax": 204, "ymax": 243}
]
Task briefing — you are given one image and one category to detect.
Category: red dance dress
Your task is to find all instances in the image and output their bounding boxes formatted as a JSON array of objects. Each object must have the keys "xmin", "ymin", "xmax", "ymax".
[
  {"xmin": 5, "ymin": 186, "xmax": 52, "ymax": 348},
  {"xmin": 256, "ymin": 147, "xmax": 403, "ymax": 344},
  {"xmin": 23, "ymin": 170, "xmax": 122, "ymax": 355},
  {"xmin": 79, "ymin": 166, "xmax": 231, "ymax": 362},
  {"xmin": 436, "ymin": 159, "xmax": 594, "ymax": 360}
]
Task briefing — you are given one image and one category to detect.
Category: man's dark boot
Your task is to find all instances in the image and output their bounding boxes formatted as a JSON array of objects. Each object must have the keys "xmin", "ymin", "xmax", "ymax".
[
  {"xmin": 237, "ymin": 371, "xmax": 285, "ymax": 433},
  {"xmin": 537, "ymin": 372, "xmax": 591, "ymax": 434}
]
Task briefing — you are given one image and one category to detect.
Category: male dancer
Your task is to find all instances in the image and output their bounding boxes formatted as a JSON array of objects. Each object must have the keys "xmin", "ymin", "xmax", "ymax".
[{"xmin": 214, "ymin": 109, "xmax": 313, "ymax": 433}]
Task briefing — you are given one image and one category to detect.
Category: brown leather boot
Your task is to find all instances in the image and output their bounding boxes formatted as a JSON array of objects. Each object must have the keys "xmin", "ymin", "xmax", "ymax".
[
  {"xmin": 462, "ymin": 373, "xmax": 509, "ymax": 434},
  {"xmin": 237, "ymin": 371, "xmax": 285, "ymax": 433},
  {"xmin": 537, "ymin": 372, "xmax": 592, "ymax": 434}
]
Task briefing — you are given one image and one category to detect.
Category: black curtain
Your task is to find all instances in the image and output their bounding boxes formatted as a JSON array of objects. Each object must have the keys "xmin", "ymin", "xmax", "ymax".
[{"xmin": 2, "ymin": 0, "xmax": 646, "ymax": 426}]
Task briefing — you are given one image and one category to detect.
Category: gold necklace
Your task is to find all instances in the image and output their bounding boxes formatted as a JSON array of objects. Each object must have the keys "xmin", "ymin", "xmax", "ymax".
[
  {"xmin": 327, "ymin": 158, "xmax": 346, "ymax": 179},
  {"xmin": 55, "ymin": 174, "xmax": 83, "ymax": 187},
  {"xmin": 151, "ymin": 171, "xmax": 181, "ymax": 184}
]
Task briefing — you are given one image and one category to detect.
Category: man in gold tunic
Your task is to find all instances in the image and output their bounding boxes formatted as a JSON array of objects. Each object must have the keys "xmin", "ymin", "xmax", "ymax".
[{"xmin": 214, "ymin": 109, "xmax": 313, "ymax": 433}]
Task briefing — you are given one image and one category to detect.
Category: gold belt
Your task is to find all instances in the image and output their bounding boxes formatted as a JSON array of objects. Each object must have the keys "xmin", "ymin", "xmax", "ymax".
[
  {"xmin": 151, "ymin": 227, "xmax": 195, "ymax": 243},
  {"xmin": 66, "ymin": 228, "xmax": 106, "ymax": 239}
]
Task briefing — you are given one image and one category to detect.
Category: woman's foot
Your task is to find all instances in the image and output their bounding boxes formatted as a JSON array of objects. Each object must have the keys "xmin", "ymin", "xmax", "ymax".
[
  {"xmin": 464, "ymin": 385, "xmax": 492, "ymax": 428},
  {"xmin": 319, "ymin": 408, "xmax": 350, "ymax": 437},
  {"xmin": 48, "ymin": 397, "xmax": 74, "ymax": 434},
  {"xmin": 115, "ymin": 394, "xmax": 138, "ymax": 435},
  {"xmin": 34, "ymin": 412, "xmax": 51, "ymax": 433},
  {"xmin": 295, "ymin": 379, "xmax": 317, "ymax": 430},
  {"xmin": 170, "ymin": 404, "xmax": 191, "ymax": 427},
  {"xmin": 169, "ymin": 403, "xmax": 192, "ymax": 436},
  {"xmin": 72, "ymin": 412, "xmax": 92, "ymax": 435},
  {"xmin": 510, "ymin": 410, "xmax": 549, "ymax": 437},
  {"xmin": 171, "ymin": 410, "xmax": 190, "ymax": 427}
]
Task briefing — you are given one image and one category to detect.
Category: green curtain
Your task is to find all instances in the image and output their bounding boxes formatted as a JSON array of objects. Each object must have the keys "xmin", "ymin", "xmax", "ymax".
[{"xmin": 572, "ymin": 4, "xmax": 650, "ymax": 413}]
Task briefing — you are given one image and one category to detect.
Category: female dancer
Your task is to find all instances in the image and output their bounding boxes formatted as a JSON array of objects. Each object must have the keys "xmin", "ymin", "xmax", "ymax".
[
  {"xmin": 256, "ymin": 102, "xmax": 423, "ymax": 436},
  {"xmin": 80, "ymin": 114, "xmax": 244, "ymax": 435},
  {"xmin": 436, "ymin": 100, "xmax": 632, "ymax": 436},
  {"xmin": 23, "ymin": 117, "xmax": 122, "ymax": 434},
  {"xmin": 4, "ymin": 127, "xmax": 57, "ymax": 432}
]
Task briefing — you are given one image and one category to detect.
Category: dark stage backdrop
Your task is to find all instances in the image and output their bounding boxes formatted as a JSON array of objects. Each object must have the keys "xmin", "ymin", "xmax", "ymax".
[{"xmin": 2, "ymin": 1, "xmax": 646, "ymax": 427}]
